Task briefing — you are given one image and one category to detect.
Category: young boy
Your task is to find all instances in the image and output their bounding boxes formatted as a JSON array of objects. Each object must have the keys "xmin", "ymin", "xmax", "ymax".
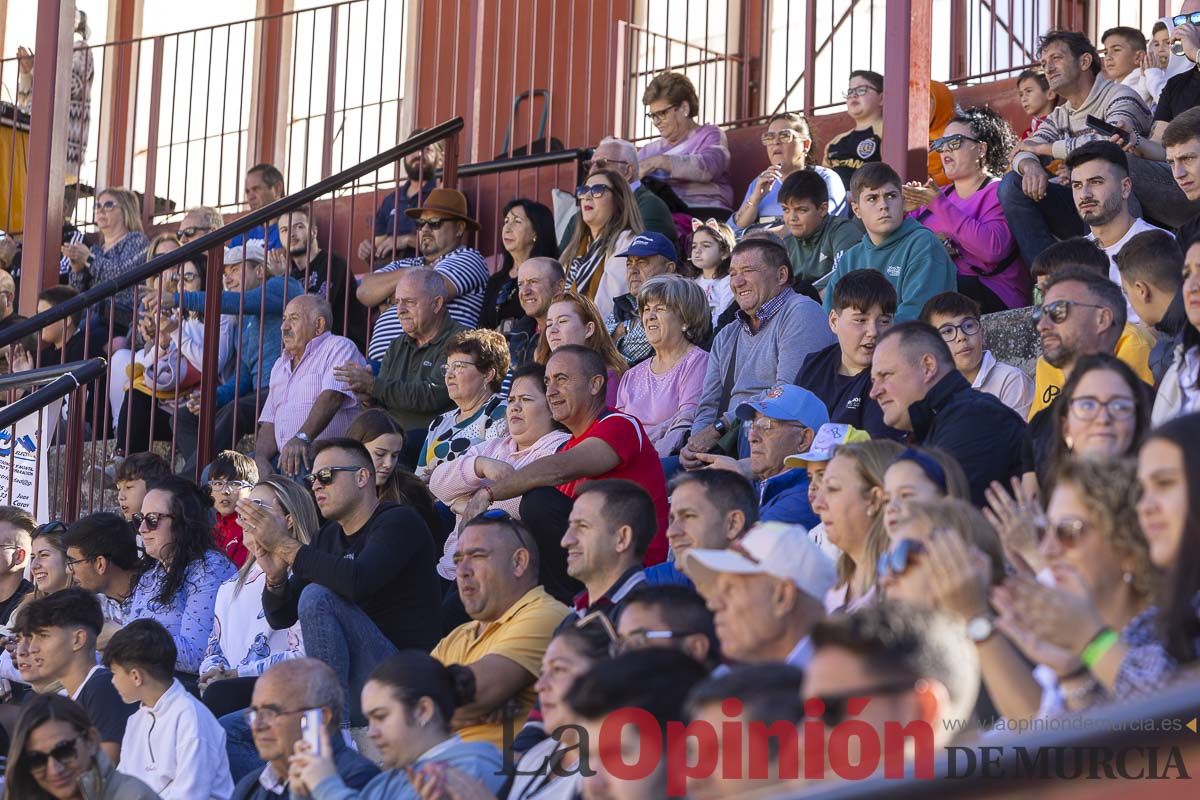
[
  {"xmin": 1101, "ymin": 26, "xmax": 1163, "ymax": 108},
  {"xmin": 113, "ymin": 452, "xmax": 171, "ymax": 522},
  {"xmin": 919, "ymin": 291, "xmax": 1034, "ymax": 418},
  {"xmin": 824, "ymin": 69, "xmax": 884, "ymax": 190},
  {"xmin": 796, "ymin": 269, "xmax": 902, "ymax": 440},
  {"xmin": 821, "ymin": 162, "xmax": 956, "ymax": 321},
  {"xmin": 206, "ymin": 450, "xmax": 258, "ymax": 567},
  {"xmin": 106, "ymin": 619, "xmax": 234, "ymax": 800},
  {"xmin": 1016, "ymin": 69, "xmax": 1057, "ymax": 140},
  {"xmin": 1150, "ymin": 21, "xmax": 1172, "ymax": 71},
  {"xmin": 14, "ymin": 588, "xmax": 136, "ymax": 764},
  {"xmin": 779, "ymin": 170, "xmax": 861, "ymax": 286}
]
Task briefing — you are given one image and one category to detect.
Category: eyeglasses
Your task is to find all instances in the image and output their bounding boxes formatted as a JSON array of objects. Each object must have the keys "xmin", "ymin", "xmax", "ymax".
[
  {"xmin": 1037, "ymin": 518, "xmax": 1088, "ymax": 548},
  {"xmin": 96, "ymin": 200, "xmax": 118, "ymax": 211},
  {"xmin": 613, "ymin": 628, "xmax": 687, "ymax": 656},
  {"xmin": 440, "ymin": 359, "xmax": 479, "ymax": 376},
  {"xmin": 1068, "ymin": 396, "xmax": 1137, "ymax": 422},
  {"xmin": 646, "ymin": 103, "xmax": 681, "ymax": 124},
  {"xmin": 131, "ymin": 512, "xmax": 174, "ymax": 531},
  {"xmin": 207, "ymin": 479, "xmax": 252, "ymax": 495},
  {"xmin": 415, "ymin": 218, "xmax": 448, "ymax": 231},
  {"xmin": 930, "ymin": 134, "xmax": 981, "ymax": 152},
  {"xmin": 176, "ymin": 225, "xmax": 213, "ymax": 241},
  {"xmin": 936, "ymin": 317, "xmax": 981, "ymax": 342},
  {"xmin": 760, "ymin": 129, "xmax": 803, "ymax": 146},
  {"xmin": 807, "ymin": 681, "xmax": 920, "ymax": 726},
  {"xmin": 65, "ymin": 555, "xmax": 99, "ymax": 572},
  {"xmin": 876, "ymin": 538, "xmax": 926, "ymax": 580},
  {"xmin": 843, "ymin": 85, "xmax": 880, "ymax": 99},
  {"xmin": 748, "ymin": 417, "xmax": 806, "ymax": 433},
  {"xmin": 180, "ymin": 271, "xmax": 200, "ymax": 283},
  {"xmin": 243, "ymin": 705, "xmax": 314, "ymax": 728},
  {"xmin": 25, "ymin": 735, "xmax": 83, "ymax": 774},
  {"xmin": 583, "ymin": 157, "xmax": 629, "ymax": 173},
  {"xmin": 576, "ymin": 610, "xmax": 619, "ymax": 645},
  {"xmin": 575, "ymin": 184, "xmax": 612, "ymax": 200},
  {"xmin": 305, "ymin": 466, "xmax": 363, "ymax": 486},
  {"xmin": 1031, "ymin": 299, "xmax": 1107, "ymax": 326}
]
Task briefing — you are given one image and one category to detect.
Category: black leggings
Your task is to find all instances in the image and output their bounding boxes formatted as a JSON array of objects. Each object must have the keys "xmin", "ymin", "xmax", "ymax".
[
  {"xmin": 956, "ymin": 275, "xmax": 1010, "ymax": 315},
  {"xmin": 115, "ymin": 390, "xmax": 175, "ymax": 454},
  {"xmin": 201, "ymin": 676, "xmax": 258, "ymax": 718}
]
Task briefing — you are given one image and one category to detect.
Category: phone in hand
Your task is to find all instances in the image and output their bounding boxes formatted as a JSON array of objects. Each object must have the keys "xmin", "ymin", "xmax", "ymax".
[
  {"xmin": 301, "ymin": 708, "xmax": 324, "ymax": 756},
  {"xmin": 1086, "ymin": 115, "xmax": 1130, "ymax": 144}
]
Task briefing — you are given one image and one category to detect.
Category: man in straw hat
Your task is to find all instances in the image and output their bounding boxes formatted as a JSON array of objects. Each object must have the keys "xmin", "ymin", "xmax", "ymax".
[{"xmin": 355, "ymin": 188, "xmax": 489, "ymax": 361}]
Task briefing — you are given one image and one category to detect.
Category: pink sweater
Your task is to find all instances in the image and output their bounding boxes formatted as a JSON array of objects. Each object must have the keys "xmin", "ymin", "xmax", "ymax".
[
  {"xmin": 428, "ymin": 429, "xmax": 571, "ymax": 579},
  {"xmin": 616, "ymin": 346, "xmax": 709, "ymax": 458},
  {"xmin": 638, "ymin": 124, "xmax": 734, "ymax": 210}
]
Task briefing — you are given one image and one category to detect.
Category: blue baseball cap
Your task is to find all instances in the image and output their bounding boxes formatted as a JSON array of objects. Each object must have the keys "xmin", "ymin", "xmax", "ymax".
[
  {"xmin": 735, "ymin": 384, "xmax": 830, "ymax": 430},
  {"xmin": 616, "ymin": 232, "xmax": 678, "ymax": 263}
]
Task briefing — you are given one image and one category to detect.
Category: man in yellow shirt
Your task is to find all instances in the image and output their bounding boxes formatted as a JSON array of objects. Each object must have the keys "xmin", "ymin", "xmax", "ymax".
[
  {"xmin": 1029, "ymin": 320, "xmax": 1155, "ymax": 417},
  {"xmin": 431, "ymin": 513, "xmax": 571, "ymax": 750}
]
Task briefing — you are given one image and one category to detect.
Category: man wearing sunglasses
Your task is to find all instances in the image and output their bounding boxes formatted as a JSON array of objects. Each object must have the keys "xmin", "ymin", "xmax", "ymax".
[
  {"xmin": 804, "ymin": 604, "xmax": 980, "ymax": 770},
  {"xmin": 355, "ymin": 188, "xmax": 488, "ymax": 362},
  {"xmin": 176, "ymin": 206, "xmax": 222, "ymax": 246}
]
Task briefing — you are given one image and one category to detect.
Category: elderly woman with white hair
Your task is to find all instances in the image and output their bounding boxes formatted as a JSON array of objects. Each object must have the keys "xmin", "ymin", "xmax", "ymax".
[{"xmin": 616, "ymin": 274, "xmax": 711, "ymax": 457}]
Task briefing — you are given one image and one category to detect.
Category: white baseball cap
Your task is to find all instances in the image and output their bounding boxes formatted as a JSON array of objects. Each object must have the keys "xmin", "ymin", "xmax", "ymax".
[
  {"xmin": 682, "ymin": 521, "xmax": 836, "ymax": 602},
  {"xmin": 223, "ymin": 239, "xmax": 266, "ymax": 266}
]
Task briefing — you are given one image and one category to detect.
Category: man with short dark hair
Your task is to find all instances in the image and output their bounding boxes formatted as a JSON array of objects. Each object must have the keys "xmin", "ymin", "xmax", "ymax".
[
  {"xmin": 1114, "ymin": 229, "xmax": 1187, "ymax": 382},
  {"xmin": 231, "ymin": 163, "xmax": 285, "ymax": 249},
  {"xmin": 1163, "ymin": 106, "xmax": 1200, "ymax": 242},
  {"xmin": 615, "ymin": 584, "xmax": 720, "ymax": 669},
  {"xmin": 242, "ymin": 437, "xmax": 440, "ymax": 740},
  {"xmin": 606, "ymin": 232, "xmax": 678, "ymax": 365},
  {"xmin": 1100, "ymin": 26, "xmax": 1162, "ymax": 106},
  {"xmin": 274, "ymin": 206, "xmax": 364, "ymax": 350},
  {"xmin": 0, "ymin": 506, "xmax": 34, "ymax": 623},
  {"xmin": 62, "ymin": 512, "xmax": 143, "ymax": 628},
  {"xmin": 869, "ymin": 321, "xmax": 1026, "ymax": 504},
  {"xmin": 564, "ymin": 479, "xmax": 657, "ymax": 616}
]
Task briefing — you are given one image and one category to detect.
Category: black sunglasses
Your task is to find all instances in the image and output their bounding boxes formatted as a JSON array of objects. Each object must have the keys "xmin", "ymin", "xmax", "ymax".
[
  {"xmin": 930, "ymin": 134, "xmax": 981, "ymax": 152},
  {"xmin": 877, "ymin": 538, "xmax": 926, "ymax": 580},
  {"xmin": 176, "ymin": 225, "xmax": 213, "ymax": 241},
  {"xmin": 471, "ymin": 508, "xmax": 530, "ymax": 553},
  {"xmin": 1031, "ymin": 299, "xmax": 1106, "ymax": 326},
  {"xmin": 415, "ymin": 218, "xmax": 448, "ymax": 231},
  {"xmin": 808, "ymin": 681, "xmax": 918, "ymax": 726},
  {"xmin": 25, "ymin": 736, "xmax": 82, "ymax": 773},
  {"xmin": 575, "ymin": 184, "xmax": 612, "ymax": 200},
  {"xmin": 304, "ymin": 466, "xmax": 363, "ymax": 486},
  {"xmin": 1173, "ymin": 12, "xmax": 1200, "ymax": 26},
  {"xmin": 131, "ymin": 512, "xmax": 174, "ymax": 531}
]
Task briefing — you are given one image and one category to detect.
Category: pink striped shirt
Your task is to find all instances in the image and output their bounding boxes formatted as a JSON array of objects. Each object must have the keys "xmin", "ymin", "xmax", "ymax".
[{"xmin": 258, "ymin": 331, "xmax": 367, "ymax": 450}]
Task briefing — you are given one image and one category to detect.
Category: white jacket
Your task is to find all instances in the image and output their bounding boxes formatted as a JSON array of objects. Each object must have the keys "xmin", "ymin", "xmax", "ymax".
[
  {"xmin": 118, "ymin": 679, "xmax": 234, "ymax": 800},
  {"xmin": 1151, "ymin": 343, "xmax": 1200, "ymax": 427}
]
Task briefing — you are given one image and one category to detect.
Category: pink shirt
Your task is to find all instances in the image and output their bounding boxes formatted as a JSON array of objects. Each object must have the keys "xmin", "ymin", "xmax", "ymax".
[
  {"xmin": 616, "ymin": 346, "xmax": 709, "ymax": 457},
  {"xmin": 258, "ymin": 331, "xmax": 367, "ymax": 450}
]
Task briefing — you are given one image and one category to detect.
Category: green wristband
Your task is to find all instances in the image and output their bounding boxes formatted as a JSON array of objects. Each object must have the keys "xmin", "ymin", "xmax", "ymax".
[{"xmin": 1081, "ymin": 627, "xmax": 1119, "ymax": 669}]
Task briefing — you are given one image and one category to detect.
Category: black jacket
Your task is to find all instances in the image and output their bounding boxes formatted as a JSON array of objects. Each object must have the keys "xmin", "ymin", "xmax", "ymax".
[
  {"xmin": 1151, "ymin": 290, "xmax": 1188, "ymax": 386},
  {"xmin": 909, "ymin": 370, "xmax": 1028, "ymax": 506}
]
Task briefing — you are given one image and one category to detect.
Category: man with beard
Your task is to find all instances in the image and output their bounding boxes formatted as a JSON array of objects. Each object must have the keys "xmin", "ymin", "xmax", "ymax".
[
  {"xmin": 358, "ymin": 139, "xmax": 440, "ymax": 265},
  {"xmin": 1068, "ymin": 141, "xmax": 1168, "ymax": 324}
]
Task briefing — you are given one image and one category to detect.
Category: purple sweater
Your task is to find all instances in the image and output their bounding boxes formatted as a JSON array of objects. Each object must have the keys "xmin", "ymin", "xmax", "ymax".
[
  {"xmin": 909, "ymin": 180, "xmax": 1030, "ymax": 309},
  {"xmin": 638, "ymin": 124, "xmax": 733, "ymax": 210}
]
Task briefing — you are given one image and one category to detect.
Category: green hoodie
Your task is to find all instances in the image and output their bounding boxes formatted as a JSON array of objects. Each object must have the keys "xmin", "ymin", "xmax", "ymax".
[
  {"xmin": 784, "ymin": 214, "xmax": 863, "ymax": 284},
  {"xmin": 821, "ymin": 217, "xmax": 956, "ymax": 321}
]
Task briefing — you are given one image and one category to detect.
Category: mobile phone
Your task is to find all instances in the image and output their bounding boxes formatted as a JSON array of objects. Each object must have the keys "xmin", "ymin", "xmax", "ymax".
[
  {"xmin": 301, "ymin": 708, "xmax": 324, "ymax": 756},
  {"xmin": 1085, "ymin": 115, "xmax": 1130, "ymax": 144}
]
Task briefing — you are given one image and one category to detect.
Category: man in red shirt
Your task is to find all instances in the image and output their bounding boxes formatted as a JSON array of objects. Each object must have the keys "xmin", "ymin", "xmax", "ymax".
[{"xmin": 461, "ymin": 344, "xmax": 668, "ymax": 604}]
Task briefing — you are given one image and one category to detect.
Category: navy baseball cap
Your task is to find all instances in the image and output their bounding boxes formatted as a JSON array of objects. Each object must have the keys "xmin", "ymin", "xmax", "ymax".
[{"xmin": 616, "ymin": 232, "xmax": 678, "ymax": 263}]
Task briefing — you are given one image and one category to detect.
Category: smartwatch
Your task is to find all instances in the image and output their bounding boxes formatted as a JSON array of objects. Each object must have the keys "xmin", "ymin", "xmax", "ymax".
[
  {"xmin": 713, "ymin": 418, "xmax": 729, "ymax": 435},
  {"xmin": 966, "ymin": 615, "xmax": 994, "ymax": 644}
]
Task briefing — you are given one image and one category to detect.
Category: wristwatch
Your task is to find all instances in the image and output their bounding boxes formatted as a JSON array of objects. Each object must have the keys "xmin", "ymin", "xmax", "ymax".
[
  {"xmin": 713, "ymin": 418, "xmax": 729, "ymax": 435},
  {"xmin": 293, "ymin": 431, "xmax": 311, "ymax": 444},
  {"xmin": 966, "ymin": 615, "xmax": 994, "ymax": 644}
]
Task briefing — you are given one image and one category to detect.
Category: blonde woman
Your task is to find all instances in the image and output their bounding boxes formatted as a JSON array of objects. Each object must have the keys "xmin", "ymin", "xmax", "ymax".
[
  {"xmin": 560, "ymin": 169, "xmax": 645, "ymax": 317},
  {"xmin": 198, "ymin": 476, "xmax": 315, "ymax": 717},
  {"xmin": 62, "ymin": 186, "xmax": 147, "ymax": 329}
]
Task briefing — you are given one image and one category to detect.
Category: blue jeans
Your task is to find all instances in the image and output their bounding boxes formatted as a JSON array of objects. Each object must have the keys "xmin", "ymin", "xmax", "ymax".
[
  {"xmin": 1128, "ymin": 155, "xmax": 1200, "ymax": 228},
  {"xmin": 220, "ymin": 710, "xmax": 264, "ymax": 785},
  {"xmin": 299, "ymin": 584, "xmax": 399, "ymax": 727},
  {"xmin": 997, "ymin": 171, "xmax": 1086, "ymax": 267}
]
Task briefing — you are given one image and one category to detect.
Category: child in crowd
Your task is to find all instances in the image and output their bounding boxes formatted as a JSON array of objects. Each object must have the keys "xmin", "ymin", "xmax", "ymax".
[
  {"xmin": 1100, "ymin": 26, "xmax": 1164, "ymax": 108},
  {"xmin": 1016, "ymin": 69, "xmax": 1057, "ymax": 141},
  {"xmin": 779, "ymin": 170, "xmax": 861, "ymax": 287},
  {"xmin": 688, "ymin": 219, "xmax": 736, "ymax": 325},
  {"xmin": 107, "ymin": 619, "xmax": 234, "ymax": 800},
  {"xmin": 205, "ymin": 450, "xmax": 257, "ymax": 567},
  {"xmin": 113, "ymin": 452, "xmax": 171, "ymax": 522},
  {"xmin": 824, "ymin": 69, "xmax": 884, "ymax": 191},
  {"xmin": 1150, "ymin": 21, "xmax": 1172, "ymax": 71},
  {"xmin": 919, "ymin": 291, "xmax": 1035, "ymax": 418},
  {"xmin": 797, "ymin": 269, "xmax": 901, "ymax": 440},
  {"xmin": 822, "ymin": 163, "xmax": 956, "ymax": 321},
  {"xmin": 782, "ymin": 422, "xmax": 871, "ymax": 561}
]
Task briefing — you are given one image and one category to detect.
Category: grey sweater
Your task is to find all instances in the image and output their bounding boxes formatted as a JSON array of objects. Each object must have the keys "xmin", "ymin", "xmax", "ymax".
[{"xmin": 692, "ymin": 291, "xmax": 836, "ymax": 432}]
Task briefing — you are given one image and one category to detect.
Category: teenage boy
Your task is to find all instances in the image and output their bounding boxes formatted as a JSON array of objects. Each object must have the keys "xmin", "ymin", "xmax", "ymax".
[
  {"xmin": 205, "ymin": 450, "xmax": 257, "ymax": 568},
  {"xmin": 14, "ymin": 588, "xmax": 135, "ymax": 763},
  {"xmin": 797, "ymin": 269, "xmax": 901, "ymax": 440},
  {"xmin": 113, "ymin": 452, "xmax": 171, "ymax": 523},
  {"xmin": 779, "ymin": 170, "xmax": 861, "ymax": 285},
  {"xmin": 62, "ymin": 512, "xmax": 143, "ymax": 629},
  {"xmin": 1100, "ymin": 26, "xmax": 1164, "ymax": 107},
  {"xmin": 1016, "ymin": 68, "xmax": 1058, "ymax": 140},
  {"xmin": 106, "ymin": 619, "xmax": 234, "ymax": 800},
  {"xmin": 919, "ymin": 292, "xmax": 1035, "ymax": 418},
  {"xmin": 822, "ymin": 162, "xmax": 956, "ymax": 321},
  {"xmin": 824, "ymin": 69, "xmax": 884, "ymax": 189}
]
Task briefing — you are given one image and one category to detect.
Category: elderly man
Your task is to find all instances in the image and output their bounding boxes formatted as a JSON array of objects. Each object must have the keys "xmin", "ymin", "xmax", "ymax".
[
  {"xmin": 506, "ymin": 256, "xmax": 566, "ymax": 369},
  {"xmin": 177, "ymin": 206, "xmax": 223, "ymax": 245},
  {"xmin": 432, "ymin": 512, "xmax": 570, "ymax": 750},
  {"xmin": 334, "ymin": 268, "xmax": 462, "ymax": 437},
  {"xmin": 682, "ymin": 237, "xmax": 833, "ymax": 465},
  {"xmin": 870, "ymin": 322, "xmax": 1026, "ymax": 504},
  {"xmin": 460, "ymin": 345, "xmax": 668, "ymax": 602},
  {"xmin": 230, "ymin": 163, "xmax": 285, "ymax": 249},
  {"xmin": 255, "ymin": 295, "xmax": 367, "ymax": 478},
  {"xmin": 274, "ymin": 206, "xmax": 364, "ymax": 350},
  {"xmin": 165, "ymin": 241, "xmax": 304, "ymax": 477},
  {"xmin": 231, "ymin": 658, "xmax": 378, "ymax": 797},
  {"xmin": 606, "ymin": 232, "xmax": 678, "ymax": 365},
  {"xmin": 356, "ymin": 188, "xmax": 489, "ymax": 360},
  {"xmin": 358, "ymin": 138, "xmax": 440, "ymax": 265},
  {"xmin": 683, "ymin": 521, "xmax": 835, "ymax": 667}
]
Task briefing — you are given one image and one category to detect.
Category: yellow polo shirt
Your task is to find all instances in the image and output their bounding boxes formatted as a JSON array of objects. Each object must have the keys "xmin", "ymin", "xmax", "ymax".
[
  {"xmin": 431, "ymin": 585, "xmax": 571, "ymax": 749},
  {"xmin": 1029, "ymin": 323, "xmax": 1156, "ymax": 418}
]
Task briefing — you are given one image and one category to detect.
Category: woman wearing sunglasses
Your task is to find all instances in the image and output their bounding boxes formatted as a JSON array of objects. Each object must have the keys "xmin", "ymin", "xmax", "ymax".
[
  {"xmin": 125, "ymin": 476, "xmax": 236, "ymax": 681},
  {"xmin": 731, "ymin": 112, "xmax": 846, "ymax": 234},
  {"xmin": 559, "ymin": 169, "xmax": 645, "ymax": 318},
  {"xmin": 3, "ymin": 693, "xmax": 158, "ymax": 800},
  {"xmin": 902, "ymin": 107, "xmax": 1030, "ymax": 313},
  {"xmin": 61, "ymin": 187, "xmax": 149, "ymax": 332}
]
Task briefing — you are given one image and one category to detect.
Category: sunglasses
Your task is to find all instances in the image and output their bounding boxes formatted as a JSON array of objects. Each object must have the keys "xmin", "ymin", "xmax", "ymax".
[
  {"xmin": 180, "ymin": 271, "xmax": 200, "ymax": 283},
  {"xmin": 176, "ymin": 225, "xmax": 213, "ymax": 241},
  {"xmin": 1068, "ymin": 396, "xmax": 1136, "ymax": 422},
  {"xmin": 930, "ymin": 134, "xmax": 981, "ymax": 152},
  {"xmin": 877, "ymin": 538, "xmax": 926, "ymax": 580},
  {"xmin": 646, "ymin": 103, "xmax": 681, "ymax": 124},
  {"xmin": 843, "ymin": 85, "xmax": 879, "ymax": 99},
  {"xmin": 807, "ymin": 681, "xmax": 918, "ymax": 726},
  {"xmin": 415, "ymin": 218, "xmax": 449, "ymax": 231},
  {"xmin": 1031, "ymin": 299, "xmax": 1106, "ymax": 326},
  {"xmin": 1037, "ymin": 518, "xmax": 1088, "ymax": 548},
  {"xmin": 472, "ymin": 508, "xmax": 530, "ymax": 553},
  {"xmin": 760, "ymin": 129, "xmax": 803, "ymax": 146},
  {"xmin": 575, "ymin": 184, "xmax": 612, "ymax": 200},
  {"xmin": 25, "ymin": 736, "xmax": 82, "ymax": 773},
  {"xmin": 583, "ymin": 157, "xmax": 629, "ymax": 172},
  {"xmin": 936, "ymin": 317, "xmax": 981, "ymax": 342},
  {"xmin": 95, "ymin": 200, "xmax": 118, "ymax": 211},
  {"xmin": 1173, "ymin": 12, "xmax": 1200, "ymax": 26},
  {"xmin": 131, "ymin": 512, "xmax": 174, "ymax": 531},
  {"xmin": 304, "ymin": 466, "xmax": 363, "ymax": 486}
]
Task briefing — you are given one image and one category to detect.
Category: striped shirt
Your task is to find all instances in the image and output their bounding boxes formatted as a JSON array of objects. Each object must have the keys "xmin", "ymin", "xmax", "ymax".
[{"xmin": 366, "ymin": 247, "xmax": 490, "ymax": 360}]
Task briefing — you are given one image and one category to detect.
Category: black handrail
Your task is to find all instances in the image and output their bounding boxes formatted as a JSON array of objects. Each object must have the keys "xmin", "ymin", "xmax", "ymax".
[
  {"xmin": 0, "ymin": 118, "xmax": 465, "ymax": 351},
  {"xmin": 0, "ymin": 360, "xmax": 106, "ymax": 392},
  {"xmin": 456, "ymin": 147, "xmax": 590, "ymax": 179},
  {"xmin": 0, "ymin": 358, "xmax": 107, "ymax": 431}
]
